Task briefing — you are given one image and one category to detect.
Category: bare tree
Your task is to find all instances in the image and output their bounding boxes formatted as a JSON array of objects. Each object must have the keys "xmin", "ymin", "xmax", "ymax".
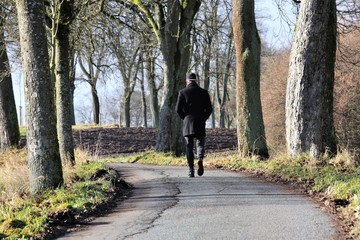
[
  {"xmin": 217, "ymin": 30, "xmax": 234, "ymax": 128},
  {"xmin": 45, "ymin": 0, "xmax": 107, "ymax": 162},
  {"xmin": 233, "ymin": 0, "xmax": 269, "ymax": 158},
  {"xmin": 286, "ymin": 0, "xmax": 337, "ymax": 157},
  {"xmin": 139, "ymin": 55, "xmax": 148, "ymax": 127},
  {"xmin": 128, "ymin": 0, "xmax": 201, "ymax": 155},
  {"xmin": 77, "ymin": 29, "xmax": 107, "ymax": 125},
  {"xmin": 101, "ymin": 1, "xmax": 160, "ymax": 128},
  {"xmin": 69, "ymin": 1, "xmax": 108, "ymax": 125},
  {"xmin": 0, "ymin": 5, "xmax": 20, "ymax": 152},
  {"xmin": 104, "ymin": 13, "xmax": 142, "ymax": 127},
  {"xmin": 192, "ymin": 0, "xmax": 220, "ymax": 91},
  {"xmin": 44, "ymin": 0, "xmax": 76, "ymax": 165},
  {"xmin": 69, "ymin": 44, "xmax": 76, "ymax": 125},
  {"xmin": 16, "ymin": 0, "xmax": 63, "ymax": 193},
  {"xmin": 192, "ymin": 0, "xmax": 236, "ymax": 129},
  {"xmin": 145, "ymin": 47, "xmax": 161, "ymax": 127},
  {"xmin": 120, "ymin": 48, "xmax": 141, "ymax": 128}
]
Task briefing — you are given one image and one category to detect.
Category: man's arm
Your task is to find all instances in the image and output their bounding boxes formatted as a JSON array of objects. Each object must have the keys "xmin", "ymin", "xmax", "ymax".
[
  {"xmin": 204, "ymin": 91, "xmax": 213, "ymax": 120},
  {"xmin": 175, "ymin": 92, "xmax": 186, "ymax": 119}
]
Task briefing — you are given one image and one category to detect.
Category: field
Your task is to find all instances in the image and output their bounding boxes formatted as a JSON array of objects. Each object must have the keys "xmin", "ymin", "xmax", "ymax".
[{"xmin": 72, "ymin": 127, "xmax": 238, "ymax": 156}]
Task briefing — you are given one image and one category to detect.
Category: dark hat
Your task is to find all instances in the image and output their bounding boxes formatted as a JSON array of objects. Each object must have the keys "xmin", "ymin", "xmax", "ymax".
[{"xmin": 186, "ymin": 72, "xmax": 197, "ymax": 80}]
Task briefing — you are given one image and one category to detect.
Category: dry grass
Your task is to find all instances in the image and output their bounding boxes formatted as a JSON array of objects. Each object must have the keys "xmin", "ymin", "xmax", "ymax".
[
  {"xmin": 0, "ymin": 148, "xmax": 28, "ymax": 202},
  {"xmin": 0, "ymin": 148, "xmax": 95, "ymax": 203},
  {"xmin": 0, "ymin": 148, "xmax": 114, "ymax": 239}
]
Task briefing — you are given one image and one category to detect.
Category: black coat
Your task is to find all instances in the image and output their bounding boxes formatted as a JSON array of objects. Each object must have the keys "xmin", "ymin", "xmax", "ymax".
[{"xmin": 175, "ymin": 81, "xmax": 213, "ymax": 137}]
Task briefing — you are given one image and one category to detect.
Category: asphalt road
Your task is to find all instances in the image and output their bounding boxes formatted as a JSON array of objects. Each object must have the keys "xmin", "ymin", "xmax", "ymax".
[{"xmin": 57, "ymin": 163, "xmax": 337, "ymax": 240}]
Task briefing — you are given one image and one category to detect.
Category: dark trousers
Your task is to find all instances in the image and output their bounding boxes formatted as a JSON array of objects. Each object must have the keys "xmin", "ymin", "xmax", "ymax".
[{"xmin": 184, "ymin": 135, "xmax": 205, "ymax": 169}]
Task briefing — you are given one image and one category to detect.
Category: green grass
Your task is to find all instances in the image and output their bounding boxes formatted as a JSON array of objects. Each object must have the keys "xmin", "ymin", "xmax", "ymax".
[
  {"xmin": 0, "ymin": 161, "xmax": 117, "ymax": 239},
  {"xmin": 103, "ymin": 151, "xmax": 187, "ymax": 166},
  {"xmin": 72, "ymin": 124, "xmax": 101, "ymax": 130},
  {"xmin": 19, "ymin": 126, "xmax": 26, "ymax": 137}
]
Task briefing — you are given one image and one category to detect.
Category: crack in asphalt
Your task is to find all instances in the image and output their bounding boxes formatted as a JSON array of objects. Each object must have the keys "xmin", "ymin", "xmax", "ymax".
[
  {"xmin": 217, "ymin": 186, "xmax": 228, "ymax": 194},
  {"xmin": 120, "ymin": 170, "xmax": 181, "ymax": 240}
]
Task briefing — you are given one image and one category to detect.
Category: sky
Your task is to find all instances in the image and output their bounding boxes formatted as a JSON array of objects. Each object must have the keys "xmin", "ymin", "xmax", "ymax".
[
  {"xmin": 11, "ymin": 0, "xmax": 297, "ymax": 125},
  {"xmin": 257, "ymin": 0, "xmax": 297, "ymax": 49}
]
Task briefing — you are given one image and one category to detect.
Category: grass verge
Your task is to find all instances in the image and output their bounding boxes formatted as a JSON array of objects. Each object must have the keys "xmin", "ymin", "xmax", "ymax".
[{"xmin": 0, "ymin": 149, "xmax": 130, "ymax": 240}]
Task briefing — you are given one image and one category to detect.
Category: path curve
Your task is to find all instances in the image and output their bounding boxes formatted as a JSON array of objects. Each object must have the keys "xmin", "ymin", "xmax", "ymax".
[{"xmin": 57, "ymin": 163, "xmax": 337, "ymax": 240}]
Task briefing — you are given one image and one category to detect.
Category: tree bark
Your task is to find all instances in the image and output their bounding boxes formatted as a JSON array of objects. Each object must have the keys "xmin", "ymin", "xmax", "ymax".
[
  {"xmin": 127, "ymin": 0, "xmax": 200, "ymax": 154},
  {"xmin": 233, "ymin": 0, "xmax": 269, "ymax": 158},
  {"xmin": 0, "ymin": 12, "xmax": 20, "ymax": 152},
  {"xmin": 286, "ymin": 0, "xmax": 337, "ymax": 157},
  {"xmin": 91, "ymin": 83, "xmax": 100, "ymax": 125},
  {"xmin": 211, "ymin": 90, "xmax": 216, "ymax": 128},
  {"xmin": 124, "ymin": 93, "xmax": 131, "ymax": 127},
  {"xmin": 55, "ymin": 0, "xmax": 75, "ymax": 165},
  {"xmin": 145, "ymin": 50, "xmax": 159, "ymax": 127},
  {"xmin": 140, "ymin": 58, "xmax": 147, "ymax": 127},
  {"xmin": 219, "ymin": 31, "xmax": 233, "ymax": 128},
  {"xmin": 69, "ymin": 47, "xmax": 76, "ymax": 125},
  {"xmin": 121, "ymin": 53, "xmax": 140, "ymax": 128},
  {"xmin": 16, "ymin": 0, "xmax": 63, "ymax": 193},
  {"xmin": 155, "ymin": 0, "xmax": 201, "ymax": 156}
]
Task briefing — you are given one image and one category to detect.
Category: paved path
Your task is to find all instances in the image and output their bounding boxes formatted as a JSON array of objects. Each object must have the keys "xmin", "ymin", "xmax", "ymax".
[{"xmin": 57, "ymin": 163, "xmax": 337, "ymax": 240}]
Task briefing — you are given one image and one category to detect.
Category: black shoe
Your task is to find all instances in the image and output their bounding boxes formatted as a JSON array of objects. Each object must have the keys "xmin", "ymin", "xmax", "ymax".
[
  {"xmin": 189, "ymin": 169, "xmax": 195, "ymax": 178},
  {"xmin": 197, "ymin": 160, "xmax": 204, "ymax": 176}
]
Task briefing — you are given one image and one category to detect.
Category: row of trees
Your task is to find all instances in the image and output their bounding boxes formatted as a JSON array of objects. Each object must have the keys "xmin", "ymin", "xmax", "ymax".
[{"xmin": 0, "ymin": 0, "xmax": 359, "ymax": 193}]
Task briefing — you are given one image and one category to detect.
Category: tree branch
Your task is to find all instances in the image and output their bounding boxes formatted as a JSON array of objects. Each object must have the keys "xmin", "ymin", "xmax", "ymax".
[{"xmin": 128, "ymin": 0, "xmax": 160, "ymax": 43}]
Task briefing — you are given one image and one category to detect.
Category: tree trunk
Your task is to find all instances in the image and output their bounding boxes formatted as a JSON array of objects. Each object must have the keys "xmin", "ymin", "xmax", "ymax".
[
  {"xmin": 69, "ymin": 46, "xmax": 76, "ymax": 125},
  {"xmin": 0, "ymin": 13, "xmax": 20, "ymax": 151},
  {"xmin": 16, "ymin": 0, "xmax": 63, "ymax": 193},
  {"xmin": 219, "ymin": 62, "xmax": 231, "ymax": 129},
  {"xmin": 203, "ymin": 34, "xmax": 211, "ymax": 91},
  {"xmin": 215, "ymin": 74, "xmax": 221, "ymax": 126},
  {"xmin": 286, "ymin": 0, "xmax": 337, "ymax": 157},
  {"xmin": 124, "ymin": 93, "xmax": 131, "ymax": 127},
  {"xmin": 140, "ymin": 60, "xmax": 148, "ymax": 127},
  {"xmin": 214, "ymin": 26, "xmax": 220, "ymax": 128},
  {"xmin": 211, "ymin": 90, "xmax": 216, "ymax": 128},
  {"xmin": 77, "ymin": 42, "xmax": 105, "ymax": 126},
  {"xmin": 219, "ymin": 33, "xmax": 233, "ymax": 128},
  {"xmin": 91, "ymin": 84, "xmax": 100, "ymax": 125},
  {"xmin": 155, "ymin": 0, "xmax": 201, "ymax": 156},
  {"xmin": 121, "ymin": 72, "xmax": 139, "ymax": 128},
  {"xmin": 233, "ymin": 0, "xmax": 269, "ymax": 158},
  {"xmin": 145, "ymin": 50, "xmax": 159, "ymax": 127},
  {"xmin": 55, "ymin": 0, "xmax": 75, "ymax": 165},
  {"xmin": 114, "ymin": 43, "xmax": 140, "ymax": 128}
]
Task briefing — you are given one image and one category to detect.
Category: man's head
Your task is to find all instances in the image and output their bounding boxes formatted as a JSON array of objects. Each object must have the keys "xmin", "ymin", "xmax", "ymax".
[{"xmin": 186, "ymin": 72, "xmax": 197, "ymax": 85}]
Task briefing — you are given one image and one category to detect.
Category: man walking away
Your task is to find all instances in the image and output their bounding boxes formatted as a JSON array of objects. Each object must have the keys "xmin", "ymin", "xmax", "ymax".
[{"xmin": 175, "ymin": 73, "xmax": 213, "ymax": 177}]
